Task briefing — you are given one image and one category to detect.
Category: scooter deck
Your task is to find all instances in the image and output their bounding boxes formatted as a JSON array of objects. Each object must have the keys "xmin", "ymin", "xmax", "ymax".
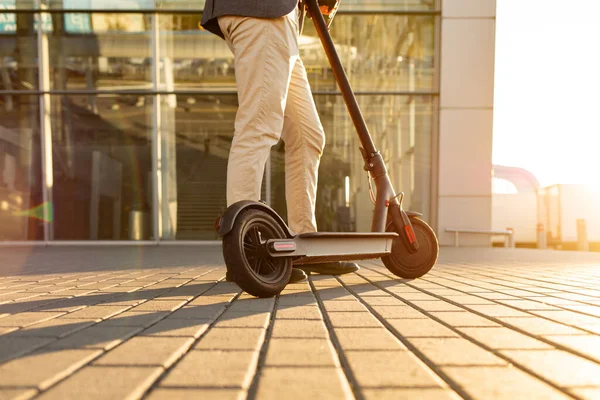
[{"xmin": 267, "ymin": 231, "xmax": 398, "ymax": 265}]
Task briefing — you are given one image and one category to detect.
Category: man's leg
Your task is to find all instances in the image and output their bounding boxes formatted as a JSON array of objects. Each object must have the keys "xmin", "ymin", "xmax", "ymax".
[
  {"xmin": 281, "ymin": 57, "xmax": 324, "ymax": 234},
  {"xmin": 219, "ymin": 10, "xmax": 307, "ymax": 283},
  {"xmin": 218, "ymin": 11, "xmax": 299, "ymax": 206},
  {"xmin": 282, "ymin": 58, "xmax": 359, "ymax": 276}
]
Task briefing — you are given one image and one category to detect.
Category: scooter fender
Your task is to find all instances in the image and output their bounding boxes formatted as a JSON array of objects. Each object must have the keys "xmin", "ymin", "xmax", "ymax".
[{"xmin": 216, "ymin": 200, "xmax": 294, "ymax": 238}]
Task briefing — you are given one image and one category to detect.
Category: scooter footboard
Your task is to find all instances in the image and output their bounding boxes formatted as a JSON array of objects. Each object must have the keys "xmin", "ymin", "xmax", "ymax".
[{"xmin": 267, "ymin": 232, "xmax": 397, "ymax": 265}]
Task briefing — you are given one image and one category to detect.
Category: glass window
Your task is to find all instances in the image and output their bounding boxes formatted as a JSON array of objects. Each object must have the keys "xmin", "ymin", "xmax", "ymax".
[
  {"xmin": 0, "ymin": 94, "xmax": 44, "ymax": 240},
  {"xmin": 50, "ymin": 94, "xmax": 153, "ymax": 240},
  {"xmin": 156, "ymin": 13, "xmax": 234, "ymax": 91},
  {"xmin": 46, "ymin": 0, "xmax": 153, "ymax": 10},
  {"xmin": 49, "ymin": 13, "xmax": 152, "ymax": 91},
  {"xmin": 340, "ymin": 0, "xmax": 436, "ymax": 11},
  {"xmin": 156, "ymin": 14, "xmax": 434, "ymax": 93},
  {"xmin": 154, "ymin": 1, "xmax": 436, "ymax": 11},
  {"xmin": 0, "ymin": 12, "xmax": 40, "ymax": 90},
  {"xmin": 303, "ymin": 15, "xmax": 435, "ymax": 92},
  {"xmin": 158, "ymin": 94, "xmax": 238, "ymax": 240},
  {"xmin": 271, "ymin": 94, "xmax": 433, "ymax": 232}
]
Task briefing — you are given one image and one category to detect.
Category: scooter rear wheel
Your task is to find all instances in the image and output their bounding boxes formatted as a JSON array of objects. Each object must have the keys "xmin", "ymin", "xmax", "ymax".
[
  {"xmin": 222, "ymin": 209, "xmax": 292, "ymax": 298},
  {"xmin": 382, "ymin": 217, "xmax": 438, "ymax": 279}
]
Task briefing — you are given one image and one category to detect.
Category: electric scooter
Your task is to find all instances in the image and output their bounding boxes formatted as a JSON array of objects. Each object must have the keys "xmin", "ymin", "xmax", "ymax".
[{"xmin": 215, "ymin": 0, "xmax": 439, "ymax": 298}]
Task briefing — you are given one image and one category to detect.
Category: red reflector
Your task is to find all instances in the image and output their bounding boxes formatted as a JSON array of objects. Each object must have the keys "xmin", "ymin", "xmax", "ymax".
[
  {"xmin": 273, "ymin": 242, "xmax": 296, "ymax": 252},
  {"xmin": 214, "ymin": 217, "xmax": 222, "ymax": 231},
  {"xmin": 404, "ymin": 225, "xmax": 417, "ymax": 244}
]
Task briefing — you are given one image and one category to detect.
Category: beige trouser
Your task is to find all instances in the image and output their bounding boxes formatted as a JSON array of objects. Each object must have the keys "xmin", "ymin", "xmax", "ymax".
[{"xmin": 218, "ymin": 7, "xmax": 325, "ymax": 234}]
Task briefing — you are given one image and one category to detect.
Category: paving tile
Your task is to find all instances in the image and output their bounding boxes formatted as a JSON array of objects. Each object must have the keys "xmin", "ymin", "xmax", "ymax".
[
  {"xmin": 0, "ymin": 349, "xmax": 101, "ymax": 390},
  {"xmin": 499, "ymin": 317, "xmax": 586, "ymax": 335},
  {"xmin": 501, "ymin": 349, "xmax": 600, "ymax": 387},
  {"xmin": 0, "ymin": 312, "xmax": 65, "ymax": 328},
  {"xmin": 94, "ymin": 336, "xmax": 194, "ymax": 367},
  {"xmin": 10, "ymin": 318, "xmax": 95, "ymax": 338},
  {"xmin": 442, "ymin": 366, "xmax": 570, "ymax": 399},
  {"xmin": 45, "ymin": 325, "xmax": 142, "ymax": 350},
  {"xmin": 458, "ymin": 327, "xmax": 553, "ymax": 350},
  {"xmin": 48, "ymin": 289, "xmax": 99, "ymax": 297},
  {"xmin": 327, "ymin": 312, "xmax": 382, "ymax": 328},
  {"xmin": 320, "ymin": 301, "xmax": 367, "ymax": 313},
  {"xmin": 36, "ymin": 366, "xmax": 162, "ymax": 400},
  {"xmin": 168, "ymin": 305, "xmax": 226, "ymax": 320},
  {"xmin": 345, "ymin": 351, "xmax": 441, "ymax": 388},
  {"xmin": 146, "ymin": 388, "xmax": 243, "ymax": 400},
  {"xmin": 226, "ymin": 298, "xmax": 274, "ymax": 312},
  {"xmin": 255, "ymin": 367, "xmax": 347, "ymax": 399},
  {"xmin": 0, "ymin": 388, "xmax": 37, "ymax": 400},
  {"xmin": 531, "ymin": 310, "xmax": 600, "ymax": 327},
  {"xmin": 568, "ymin": 388, "xmax": 600, "ymax": 399},
  {"xmin": 0, "ymin": 335, "xmax": 54, "ymax": 363},
  {"xmin": 101, "ymin": 311, "xmax": 169, "ymax": 327},
  {"xmin": 438, "ymin": 295, "xmax": 496, "ymax": 305},
  {"xmin": 335, "ymin": 328, "xmax": 405, "ymax": 351},
  {"xmin": 430, "ymin": 312, "xmax": 500, "ymax": 327},
  {"xmin": 161, "ymin": 350, "xmax": 256, "ymax": 388},
  {"xmin": 0, "ymin": 297, "xmax": 68, "ymax": 314},
  {"xmin": 60, "ymin": 305, "xmax": 132, "ymax": 320},
  {"xmin": 316, "ymin": 289, "xmax": 356, "ymax": 302},
  {"xmin": 271, "ymin": 319, "xmax": 328, "ymax": 339},
  {"xmin": 195, "ymin": 327, "xmax": 265, "ymax": 350},
  {"xmin": 387, "ymin": 319, "xmax": 459, "ymax": 338},
  {"xmin": 463, "ymin": 304, "xmax": 533, "ymax": 318},
  {"xmin": 370, "ymin": 305, "xmax": 428, "ymax": 319},
  {"xmin": 264, "ymin": 339, "xmax": 336, "ymax": 366},
  {"xmin": 393, "ymin": 292, "xmax": 441, "ymax": 301},
  {"xmin": 407, "ymin": 301, "xmax": 465, "ymax": 312},
  {"xmin": 129, "ymin": 300, "xmax": 188, "ymax": 312},
  {"xmin": 362, "ymin": 388, "xmax": 459, "ymax": 400},
  {"xmin": 276, "ymin": 305, "xmax": 322, "ymax": 320},
  {"xmin": 496, "ymin": 299, "xmax": 561, "ymax": 311},
  {"xmin": 360, "ymin": 296, "xmax": 407, "ymax": 306},
  {"xmin": 277, "ymin": 293, "xmax": 318, "ymax": 306},
  {"xmin": 407, "ymin": 338, "xmax": 507, "ymax": 366},
  {"xmin": 141, "ymin": 318, "xmax": 210, "ymax": 338},
  {"xmin": 215, "ymin": 311, "xmax": 270, "ymax": 328},
  {"xmin": 543, "ymin": 334, "xmax": 600, "ymax": 362}
]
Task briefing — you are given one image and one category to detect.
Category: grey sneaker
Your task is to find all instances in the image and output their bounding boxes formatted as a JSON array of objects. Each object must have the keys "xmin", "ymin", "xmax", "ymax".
[{"xmin": 295, "ymin": 262, "xmax": 359, "ymax": 275}]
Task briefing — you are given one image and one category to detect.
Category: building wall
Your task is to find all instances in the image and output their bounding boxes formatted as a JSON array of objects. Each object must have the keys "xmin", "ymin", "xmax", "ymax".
[{"xmin": 437, "ymin": 0, "xmax": 496, "ymax": 246}]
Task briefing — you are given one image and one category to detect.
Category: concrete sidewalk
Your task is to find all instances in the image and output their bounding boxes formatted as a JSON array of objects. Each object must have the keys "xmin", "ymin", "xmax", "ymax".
[{"xmin": 1, "ymin": 246, "xmax": 600, "ymax": 399}]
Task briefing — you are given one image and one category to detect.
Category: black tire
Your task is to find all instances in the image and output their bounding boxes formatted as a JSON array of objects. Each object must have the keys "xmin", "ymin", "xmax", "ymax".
[
  {"xmin": 382, "ymin": 217, "xmax": 438, "ymax": 279},
  {"xmin": 222, "ymin": 209, "xmax": 292, "ymax": 298}
]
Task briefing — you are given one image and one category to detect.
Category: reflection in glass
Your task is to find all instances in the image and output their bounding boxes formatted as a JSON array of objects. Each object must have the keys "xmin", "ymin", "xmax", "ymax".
[
  {"xmin": 0, "ymin": 11, "xmax": 39, "ymax": 91},
  {"xmin": 159, "ymin": 94, "xmax": 237, "ymax": 240},
  {"xmin": 50, "ymin": 95, "xmax": 153, "ymax": 240},
  {"xmin": 49, "ymin": 13, "xmax": 152, "ymax": 91},
  {"xmin": 0, "ymin": 95, "xmax": 44, "ymax": 240},
  {"xmin": 46, "ymin": 0, "xmax": 153, "ymax": 9},
  {"xmin": 339, "ymin": 0, "xmax": 435, "ymax": 11},
  {"xmin": 271, "ymin": 95, "xmax": 433, "ymax": 232},
  {"xmin": 156, "ymin": 14, "xmax": 434, "ymax": 93},
  {"xmin": 302, "ymin": 15, "xmax": 435, "ymax": 92},
  {"xmin": 157, "ymin": 13, "xmax": 235, "ymax": 91}
]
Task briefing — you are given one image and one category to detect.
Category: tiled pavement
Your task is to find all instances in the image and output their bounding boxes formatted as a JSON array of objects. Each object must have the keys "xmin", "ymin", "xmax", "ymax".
[{"xmin": 1, "ymin": 246, "xmax": 600, "ymax": 399}]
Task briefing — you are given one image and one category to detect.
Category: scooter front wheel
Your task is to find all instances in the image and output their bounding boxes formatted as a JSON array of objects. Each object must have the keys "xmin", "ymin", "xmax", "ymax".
[
  {"xmin": 382, "ymin": 217, "xmax": 438, "ymax": 279},
  {"xmin": 222, "ymin": 209, "xmax": 292, "ymax": 298}
]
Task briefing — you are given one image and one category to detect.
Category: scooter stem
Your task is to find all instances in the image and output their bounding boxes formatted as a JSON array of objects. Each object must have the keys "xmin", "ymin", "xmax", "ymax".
[{"xmin": 305, "ymin": 0, "xmax": 377, "ymax": 157}]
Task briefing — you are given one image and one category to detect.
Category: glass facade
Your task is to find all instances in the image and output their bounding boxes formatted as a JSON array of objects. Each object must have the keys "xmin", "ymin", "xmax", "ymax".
[{"xmin": 0, "ymin": 0, "xmax": 439, "ymax": 242}]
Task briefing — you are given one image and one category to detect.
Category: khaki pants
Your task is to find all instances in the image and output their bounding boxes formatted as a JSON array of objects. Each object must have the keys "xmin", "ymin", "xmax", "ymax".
[{"xmin": 218, "ymin": 7, "xmax": 325, "ymax": 234}]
